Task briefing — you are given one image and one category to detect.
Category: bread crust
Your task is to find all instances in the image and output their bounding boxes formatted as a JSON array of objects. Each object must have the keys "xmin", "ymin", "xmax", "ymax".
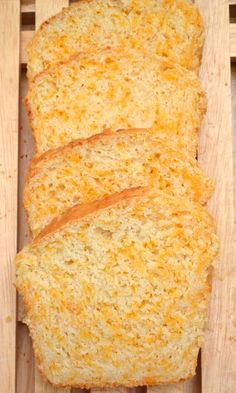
[
  {"xmin": 23, "ymin": 128, "xmax": 214, "ymax": 237},
  {"xmin": 17, "ymin": 188, "xmax": 218, "ymax": 387},
  {"xmin": 25, "ymin": 48, "xmax": 206, "ymax": 155},
  {"xmin": 22, "ymin": 129, "xmax": 148, "ymax": 237},
  {"xmin": 27, "ymin": 128, "xmax": 148, "ymax": 174},
  {"xmin": 34, "ymin": 186, "xmax": 149, "ymax": 243},
  {"xmin": 27, "ymin": 0, "xmax": 204, "ymax": 79}
]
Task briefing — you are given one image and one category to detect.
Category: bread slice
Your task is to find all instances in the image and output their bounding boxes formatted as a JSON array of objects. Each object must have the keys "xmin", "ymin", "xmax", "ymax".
[
  {"xmin": 24, "ymin": 129, "xmax": 214, "ymax": 237},
  {"xmin": 16, "ymin": 187, "xmax": 219, "ymax": 388},
  {"xmin": 26, "ymin": 48, "xmax": 206, "ymax": 155},
  {"xmin": 27, "ymin": 0, "xmax": 204, "ymax": 80}
]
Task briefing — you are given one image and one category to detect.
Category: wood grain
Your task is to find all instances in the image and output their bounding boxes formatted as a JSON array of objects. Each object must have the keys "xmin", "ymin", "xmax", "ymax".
[
  {"xmin": 148, "ymin": 385, "xmax": 183, "ymax": 393},
  {"xmin": 196, "ymin": 1, "xmax": 236, "ymax": 393},
  {"xmin": 21, "ymin": 0, "xmax": 35, "ymax": 13},
  {"xmin": 21, "ymin": 30, "xmax": 34, "ymax": 65},
  {"xmin": 230, "ymin": 24, "xmax": 236, "ymax": 58},
  {"xmin": 0, "ymin": 2, "xmax": 20, "ymax": 393},
  {"xmin": 16, "ymin": 69, "xmax": 35, "ymax": 393},
  {"xmin": 35, "ymin": 0, "xmax": 69, "ymax": 29},
  {"xmin": 91, "ymin": 383, "xmax": 132, "ymax": 393},
  {"xmin": 16, "ymin": 322, "xmax": 35, "ymax": 393},
  {"xmin": 17, "ymin": 70, "xmax": 35, "ymax": 323},
  {"xmin": 231, "ymin": 65, "xmax": 236, "ymax": 248}
]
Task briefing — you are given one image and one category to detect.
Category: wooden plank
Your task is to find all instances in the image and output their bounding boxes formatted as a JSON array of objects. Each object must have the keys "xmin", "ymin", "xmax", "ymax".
[
  {"xmin": 183, "ymin": 357, "xmax": 201, "ymax": 393},
  {"xmin": 22, "ymin": 4, "xmax": 35, "ymax": 13},
  {"xmin": 33, "ymin": 2, "xmax": 70, "ymax": 392},
  {"xmin": 16, "ymin": 69, "xmax": 35, "ymax": 393},
  {"xmin": 17, "ymin": 92, "xmax": 34, "ymax": 322},
  {"xmin": 16, "ymin": 322, "xmax": 35, "ymax": 393},
  {"xmin": 91, "ymin": 387, "xmax": 146, "ymax": 393},
  {"xmin": 230, "ymin": 24, "xmax": 236, "ymax": 57},
  {"xmin": 0, "ymin": 1, "xmax": 20, "ymax": 393},
  {"xmin": 22, "ymin": 0, "xmax": 35, "ymax": 12},
  {"xmin": 91, "ymin": 387, "xmax": 132, "ymax": 393},
  {"xmin": 196, "ymin": 1, "xmax": 236, "ymax": 393},
  {"xmin": 147, "ymin": 384, "xmax": 184, "ymax": 393},
  {"xmin": 231, "ymin": 65, "xmax": 236, "ymax": 248},
  {"xmin": 35, "ymin": 0, "xmax": 69, "ymax": 29},
  {"xmin": 35, "ymin": 367, "xmax": 70, "ymax": 393},
  {"xmin": 21, "ymin": 30, "xmax": 34, "ymax": 65}
]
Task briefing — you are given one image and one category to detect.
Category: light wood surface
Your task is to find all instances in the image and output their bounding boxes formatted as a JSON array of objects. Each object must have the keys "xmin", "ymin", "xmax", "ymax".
[
  {"xmin": 0, "ymin": 2, "xmax": 20, "ymax": 393},
  {"xmin": 2, "ymin": 1, "xmax": 235, "ymax": 392},
  {"xmin": 16, "ymin": 70, "xmax": 36, "ymax": 393},
  {"xmin": 16, "ymin": 322, "xmax": 35, "ymax": 393},
  {"xmin": 230, "ymin": 24, "xmax": 236, "ymax": 58},
  {"xmin": 196, "ymin": 1, "xmax": 236, "ymax": 393},
  {"xmin": 148, "ymin": 385, "xmax": 183, "ymax": 393},
  {"xmin": 231, "ymin": 65, "xmax": 236, "ymax": 251},
  {"xmin": 21, "ymin": 30, "xmax": 34, "ymax": 65},
  {"xmin": 21, "ymin": 0, "xmax": 35, "ymax": 13},
  {"xmin": 35, "ymin": 0, "xmax": 69, "ymax": 29}
]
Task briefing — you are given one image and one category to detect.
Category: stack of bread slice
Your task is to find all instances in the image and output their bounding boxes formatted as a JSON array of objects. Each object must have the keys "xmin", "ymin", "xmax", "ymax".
[{"xmin": 15, "ymin": 0, "xmax": 219, "ymax": 389}]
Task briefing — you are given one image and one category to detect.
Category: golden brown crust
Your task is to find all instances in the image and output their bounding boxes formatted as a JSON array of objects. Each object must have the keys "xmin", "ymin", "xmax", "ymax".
[
  {"xmin": 28, "ymin": 128, "xmax": 149, "ymax": 172},
  {"xmin": 26, "ymin": 45, "xmax": 206, "ymax": 155},
  {"xmin": 22, "ymin": 129, "xmax": 149, "ymax": 231},
  {"xmin": 34, "ymin": 187, "xmax": 149, "ymax": 244},
  {"xmin": 47, "ymin": 375, "xmax": 194, "ymax": 389},
  {"xmin": 28, "ymin": 46, "xmax": 190, "ymax": 86},
  {"xmin": 23, "ymin": 127, "xmax": 215, "ymax": 239}
]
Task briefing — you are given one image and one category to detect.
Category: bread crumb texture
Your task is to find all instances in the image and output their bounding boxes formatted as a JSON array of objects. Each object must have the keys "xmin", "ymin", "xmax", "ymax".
[
  {"xmin": 16, "ymin": 189, "xmax": 219, "ymax": 388},
  {"xmin": 26, "ymin": 48, "xmax": 206, "ymax": 155},
  {"xmin": 27, "ymin": 0, "xmax": 204, "ymax": 79},
  {"xmin": 24, "ymin": 130, "xmax": 214, "ymax": 237}
]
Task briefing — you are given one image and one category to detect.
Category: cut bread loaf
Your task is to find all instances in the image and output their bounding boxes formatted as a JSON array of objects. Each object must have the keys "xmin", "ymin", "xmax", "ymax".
[
  {"xmin": 27, "ymin": 0, "xmax": 204, "ymax": 80},
  {"xmin": 15, "ymin": 188, "xmax": 219, "ymax": 388},
  {"xmin": 26, "ymin": 48, "xmax": 206, "ymax": 155},
  {"xmin": 24, "ymin": 130, "xmax": 214, "ymax": 237}
]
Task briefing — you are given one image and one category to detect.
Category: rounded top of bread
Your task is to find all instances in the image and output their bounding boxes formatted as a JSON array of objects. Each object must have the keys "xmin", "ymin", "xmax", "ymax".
[
  {"xmin": 26, "ymin": 47, "xmax": 206, "ymax": 155},
  {"xmin": 27, "ymin": 0, "xmax": 204, "ymax": 79}
]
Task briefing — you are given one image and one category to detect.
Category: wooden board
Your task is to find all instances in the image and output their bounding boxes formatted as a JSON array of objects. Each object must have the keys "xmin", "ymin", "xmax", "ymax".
[
  {"xmin": 0, "ymin": 1, "xmax": 235, "ymax": 392},
  {"xmin": 0, "ymin": 2, "xmax": 20, "ymax": 393},
  {"xmin": 197, "ymin": 2, "xmax": 236, "ymax": 393}
]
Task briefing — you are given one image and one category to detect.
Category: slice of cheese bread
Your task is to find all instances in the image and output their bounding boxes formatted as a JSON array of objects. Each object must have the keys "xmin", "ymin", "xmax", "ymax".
[
  {"xmin": 16, "ymin": 187, "xmax": 219, "ymax": 388},
  {"xmin": 27, "ymin": 0, "xmax": 204, "ymax": 80},
  {"xmin": 24, "ymin": 130, "xmax": 214, "ymax": 237},
  {"xmin": 26, "ymin": 48, "xmax": 206, "ymax": 155}
]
